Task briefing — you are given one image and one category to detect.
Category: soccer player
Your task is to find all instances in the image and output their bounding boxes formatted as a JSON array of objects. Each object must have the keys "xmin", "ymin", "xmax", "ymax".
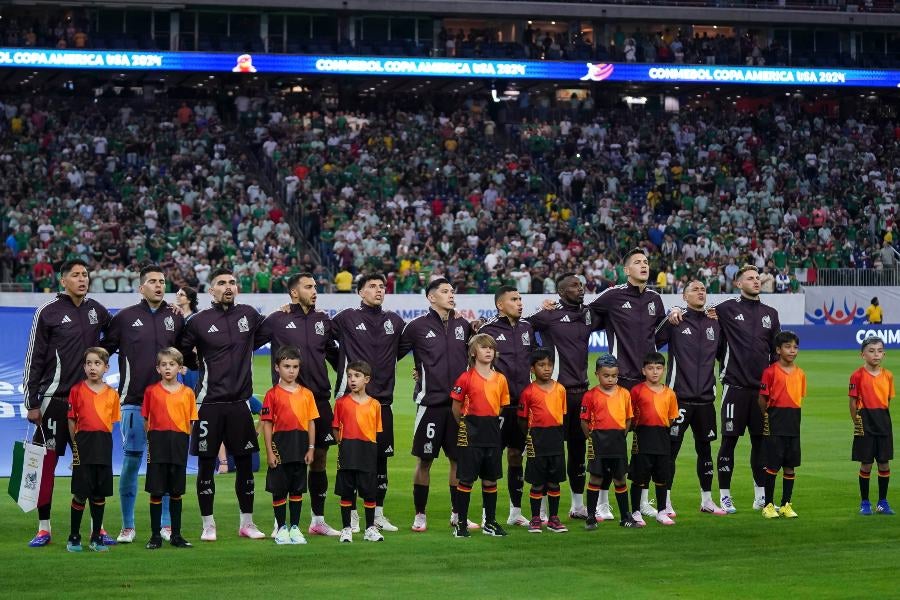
[
  {"xmin": 481, "ymin": 285, "xmax": 536, "ymax": 527},
  {"xmin": 654, "ymin": 280, "xmax": 726, "ymax": 516},
  {"xmin": 332, "ymin": 273, "xmax": 407, "ymax": 533},
  {"xmin": 851, "ymin": 336, "xmax": 895, "ymax": 515},
  {"xmin": 401, "ymin": 279, "xmax": 473, "ymax": 532},
  {"xmin": 528, "ymin": 273, "xmax": 604, "ymax": 519},
  {"xmin": 332, "ymin": 361, "xmax": 384, "ymax": 543},
  {"xmin": 261, "ymin": 346, "xmax": 318, "ymax": 545},
  {"xmin": 580, "ymin": 354, "xmax": 639, "ymax": 529},
  {"xmin": 518, "ymin": 348, "xmax": 567, "ymax": 533},
  {"xmin": 142, "ymin": 348, "xmax": 197, "ymax": 549},
  {"xmin": 102, "ymin": 265, "xmax": 185, "ymax": 544},
  {"xmin": 759, "ymin": 331, "xmax": 806, "ymax": 519},
  {"xmin": 24, "ymin": 258, "xmax": 112, "ymax": 548},
  {"xmin": 450, "ymin": 334, "xmax": 511, "ymax": 538},
  {"xmin": 66, "ymin": 348, "xmax": 120, "ymax": 552},
  {"xmin": 255, "ymin": 273, "xmax": 341, "ymax": 537},
  {"xmin": 178, "ymin": 267, "xmax": 266, "ymax": 541},
  {"xmin": 629, "ymin": 353, "xmax": 679, "ymax": 526}
]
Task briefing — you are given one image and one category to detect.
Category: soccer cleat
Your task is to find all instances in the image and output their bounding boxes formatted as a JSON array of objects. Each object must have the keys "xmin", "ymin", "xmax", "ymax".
[
  {"xmin": 29, "ymin": 530, "xmax": 52, "ymax": 548},
  {"xmin": 170, "ymin": 535, "xmax": 193, "ymax": 548},
  {"xmin": 859, "ymin": 500, "xmax": 873, "ymax": 516},
  {"xmin": 160, "ymin": 526, "xmax": 172, "ymax": 542},
  {"xmin": 238, "ymin": 523, "xmax": 266, "ymax": 539},
  {"xmin": 655, "ymin": 511, "xmax": 675, "ymax": 526},
  {"xmin": 631, "ymin": 511, "xmax": 646, "ymax": 527},
  {"xmin": 778, "ymin": 503, "xmax": 798, "ymax": 518},
  {"xmin": 546, "ymin": 516, "xmax": 568, "ymax": 533},
  {"xmin": 411, "ymin": 513, "xmax": 427, "ymax": 532},
  {"xmin": 374, "ymin": 515, "xmax": 399, "ymax": 532},
  {"xmin": 145, "ymin": 535, "xmax": 163, "ymax": 550},
  {"xmin": 363, "ymin": 526, "xmax": 384, "ymax": 542},
  {"xmin": 200, "ymin": 524, "xmax": 217, "ymax": 542},
  {"xmin": 752, "ymin": 496, "xmax": 766, "ymax": 511},
  {"xmin": 596, "ymin": 503, "xmax": 615, "ymax": 522},
  {"xmin": 482, "ymin": 521, "xmax": 508, "ymax": 537},
  {"xmin": 620, "ymin": 514, "xmax": 641, "ymax": 528},
  {"xmin": 528, "ymin": 517, "xmax": 543, "ymax": 533},
  {"xmin": 99, "ymin": 529, "xmax": 117, "ymax": 546},
  {"xmin": 452, "ymin": 524, "xmax": 470, "ymax": 538},
  {"xmin": 568, "ymin": 506, "xmax": 589, "ymax": 520},
  {"xmin": 271, "ymin": 522, "xmax": 279, "ymax": 539},
  {"xmin": 720, "ymin": 496, "xmax": 737, "ymax": 514},
  {"xmin": 66, "ymin": 537, "xmax": 82, "ymax": 552},
  {"xmin": 308, "ymin": 521, "xmax": 341, "ymax": 537},
  {"xmin": 288, "ymin": 526, "xmax": 306, "ymax": 545},
  {"xmin": 584, "ymin": 518, "xmax": 598, "ymax": 531},
  {"xmin": 350, "ymin": 510, "xmax": 360, "ymax": 534},
  {"xmin": 449, "ymin": 512, "xmax": 481, "ymax": 530},
  {"xmin": 339, "ymin": 527, "xmax": 353, "ymax": 543},
  {"xmin": 639, "ymin": 499, "xmax": 657, "ymax": 518},
  {"xmin": 700, "ymin": 500, "xmax": 728, "ymax": 515},
  {"xmin": 89, "ymin": 538, "xmax": 109, "ymax": 552},
  {"xmin": 876, "ymin": 500, "xmax": 895, "ymax": 515},
  {"xmin": 664, "ymin": 500, "xmax": 676, "ymax": 518},
  {"xmin": 507, "ymin": 512, "xmax": 530, "ymax": 528},
  {"xmin": 274, "ymin": 526, "xmax": 291, "ymax": 545},
  {"xmin": 116, "ymin": 528, "xmax": 136, "ymax": 544},
  {"xmin": 762, "ymin": 503, "xmax": 780, "ymax": 519}
]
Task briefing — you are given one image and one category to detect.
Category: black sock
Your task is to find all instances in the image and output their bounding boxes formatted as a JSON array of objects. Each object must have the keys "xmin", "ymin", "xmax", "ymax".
[
  {"xmin": 449, "ymin": 485, "xmax": 458, "ymax": 513},
  {"xmin": 273, "ymin": 497, "xmax": 287, "ymax": 528},
  {"xmin": 547, "ymin": 486, "xmax": 560, "ymax": 518},
  {"xmin": 878, "ymin": 469, "xmax": 890, "ymax": 501},
  {"xmin": 717, "ymin": 436, "xmax": 737, "ymax": 490},
  {"xmin": 781, "ymin": 474, "xmax": 795, "ymax": 505},
  {"xmin": 197, "ymin": 457, "xmax": 216, "ymax": 516},
  {"xmin": 507, "ymin": 466, "xmax": 524, "ymax": 508},
  {"xmin": 233, "ymin": 454, "xmax": 254, "ymax": 514},
  {"xmin": 340, "ymin": 498, "xmax": 353, "ymax": 529},
  {"xmin": 764, "ymin": 469, "xmax": 777, "ymax": 506},
  {"xmin": 483, "ymin": 484, "xmax": 498, "ymax": 523},
  {"xmin": 860, "ymin": 470, "xmax": 871, "ymax": 501},
  {"xmin": 376, "ymin": 455, "xmax": 388, "ymax": 507},
  {"xmin": 750, "ymin": 435, "xmax": 766, "ymax": 487},
  {"xmin": 150, "ymin": 497, "xmax": 163, "ymax": 535},
  {"xmin": 456, "ymin": 483, "xmax": 472, "ymax": 526},
  {"xmin": 655, "ymin": 483, "xmax": 667, "ymax": 512},
  {"xmin": 70, "ymin": 498, "xmax": 85, "ymax": 540},
  {"xmin": 364, "ymin": 500, "xmax": 375, "ymax": 529},
  {"xmin": 567, "ymin": 438, "xmax": 586, "ymax": 495},
  {"xmin": 289, "ymin": 495, "xmax": 302, "ymax": 527},
  {"xmin": 413, "ymin": 484, "xmax": 429, "ymax": 514},
  {"xmin": 630, "ymin": 484, "xmax": 642, "ymax": 513},
  {"xmin": 170, "ymin": 496, "xmax": 183, "ymax": 536},
  {"xmin": 38, "ymin": 503, "xmax": 52, "ymax": 521},
  {"xmin": 614, "ymin": 484, "xmax": 630, "ymax": 517},
  {"xmin": 669, "ymin": 438, "xmax": 683, "ymax": 491},
  {"xmin": 586, "ymin": 484, "xmax": 600, "ymax": 518},
  {"xmin": 697, "ymin": 442, "xmax": 714, "ymax": 492},
  {"xmin": 89, "ymin": 499, "xmax": 105, "ymax": 539},
  {"xmin": 529, "ymin": 489, "xmax": 543, "ymax": 519},
  {"xmin": 309, "ymin": 470, "xmax": 328, "ymax": 517}
]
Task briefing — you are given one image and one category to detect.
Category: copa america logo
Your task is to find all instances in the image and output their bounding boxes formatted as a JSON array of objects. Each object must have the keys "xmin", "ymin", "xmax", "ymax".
[{"xmin": 580, "ymin": 63, "xmax": 614, "ymax": 82}]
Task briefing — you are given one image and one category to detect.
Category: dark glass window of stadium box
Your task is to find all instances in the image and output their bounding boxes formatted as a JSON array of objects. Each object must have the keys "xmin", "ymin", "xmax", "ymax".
[
  {"xmin": 154, "ymin": 11, "xmax": 170, "ymax": 51},
  {"xmin": 179, "ymin": 11, "xmax": 195, "ymax": 51}
]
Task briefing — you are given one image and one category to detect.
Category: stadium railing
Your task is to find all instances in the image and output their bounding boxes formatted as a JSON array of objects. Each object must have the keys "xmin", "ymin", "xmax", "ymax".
[{"xmin": 814, "ymin": 268, "xmax": 900, "ymax": 286}]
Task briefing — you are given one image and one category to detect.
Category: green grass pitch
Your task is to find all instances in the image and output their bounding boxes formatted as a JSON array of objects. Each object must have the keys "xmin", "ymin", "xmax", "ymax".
[{"xmin": 2, "ymin": 350, "xmax": 898, "ymax": 598}]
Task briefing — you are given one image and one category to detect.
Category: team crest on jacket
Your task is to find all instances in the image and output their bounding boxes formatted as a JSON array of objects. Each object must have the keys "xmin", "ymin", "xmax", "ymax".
[
  {"xmin": 164, "ymin": 316, "xmax": 175, "ymax": 332},
  {"xmin": 88, "ymin": 308, "xmax": 98, "ymax": 325},
  {"xmin": 522, "ymin": 333, "xmax": 531, "ymax": 346},
  {"xmin": 762, "ymin": 315, "xmax": 771, "ymax": 329},
  {"xmin": 238, "ymin": 315, "xmax": 249, "ymax": 332},
  {"xmin": 315, "ymin": 321, "xmax": 324, "ymax": 336},
  {"xmin": 455, "ymin": 325, "xmax": 464, "ymax": 340},
  {"xmin": 384, "ymin": 320, "xmax": 394, "ymax": 335},
  {"xmin": 706, "ymin": 327, "xmax": 715, "ymax": 341},
  {"xmin": 648, "ymin": 303, "xmax": 656, "ymax": 316},
  {"xmin": 585, "ymin": 310, "xmax": 592, "ymax": 325}
]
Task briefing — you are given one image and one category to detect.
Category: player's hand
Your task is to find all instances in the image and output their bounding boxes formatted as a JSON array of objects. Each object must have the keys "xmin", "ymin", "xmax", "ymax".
[
  {"xmin": 705, "ymin": 307, "xmax": 718, "ymax": 320},
  {"xmin": 471, "ymin": 317, "xmax": 485, "ymax": 332},
  {"xmin": 280, "ymin": 303, "xmax": 290, "ymax": 313},
  {"xmin": 27, "ymin": 408, "xmax": 42, "ymax": 424},
  {"xmin": 304, "ymin": 449, "xmax": 314, "ymax": 465},
  {"xmin": 218, "ymin": 459, "xmax": 230, "ymax": 474},
  {"xmin": 412, "ymin": 369, "xmax": 419, "ymax": 383},
  {"xmin": 667, "ymin": 307, "xmax": 684, "ymax": 324},
  {"xmin": 179, "ymin": 366, "xmax": 187, "ymax": 375},
  {"xmin": 541, "ymin": 299, "xmax": 556, "ymax": 311},
  {"xmin": 169, "ymin": 304, "xmax": 184, "ymax": 316},
  {"xmin": 267, "ymin": 453, "xmax": 277, "ymax": 469}
]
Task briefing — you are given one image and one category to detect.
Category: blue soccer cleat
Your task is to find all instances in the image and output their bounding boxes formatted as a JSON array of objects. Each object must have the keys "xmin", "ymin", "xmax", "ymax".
[
  {"xmin": 876, "ymin": 500, "xmax": 895, "ymax": 515},
  {"xmin": 66, "ymin": 537, "xmax": 83, "ymax": 552},
  {"xmin": 29, "ymin": 530, "xmax": 52, "ymax": 548},
  {"xmin": 99, "ymin": 529, "xmax": 117, "ymax": 546},
  {"xmin": 859, "ymin": 500, "xmax": 873, "ymax": 516}
]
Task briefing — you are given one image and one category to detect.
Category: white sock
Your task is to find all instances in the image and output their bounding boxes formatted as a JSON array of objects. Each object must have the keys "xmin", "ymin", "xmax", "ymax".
[
  {"xmin": 720, "ymin": 488, "xmax": 731, "ymax": 500},
  {"xmin": 540, "ymin": 496, "xmax": 548, "ymax": 516},
  {"xmin": 351, "ymin": 509, "xmax": 359, "ymax": 519},
  {"xmin": 375, "ymin": 506, "xmax": 384, "ymax": 518},
  {"xmin": 571, "ymin": 493, "xmax": 584, "ymax": 510},
  {"xmin": 39, "ymin": 519, "xmax": 50, "ymax": 532},
  {"xmin": 239, "ymin": 512, "xmax": 253, "ymax": 527},
  {"xmin": 701, "ymin": 490, "xmax": 712, "ymax": 503},
  {"xmin": 311, "ymin": 515, "xmax": 323, "ymax": 525},
  {"xmin": 754, "ymin": 485, "xmax": 765, "ymax": 499},
  {"xmin": 641, "ymin": 489, "xmax": 650, "ymax": 505},
  {"xmin": 599, "ymin": 490, "xmax": 609, "ymax": 506},
  {"xmin": 202, "ymin": 515, "xmax": 215, "ymax": 528},
  {"xmin": 509, "ymin": 506, "xmax": 521, "ymax": 517}
]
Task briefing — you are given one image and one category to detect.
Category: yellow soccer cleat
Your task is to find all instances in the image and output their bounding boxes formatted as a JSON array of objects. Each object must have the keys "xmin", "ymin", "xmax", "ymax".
[
  {"xmin": 762, "ymin": 503, "xmax": 780, "ymax": 519},
  {"xmin": 778, "ymin": 503, "xmax": 798, "ymax": 518}
]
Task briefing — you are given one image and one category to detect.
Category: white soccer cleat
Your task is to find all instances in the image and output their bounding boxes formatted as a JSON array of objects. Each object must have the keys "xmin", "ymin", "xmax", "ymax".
[
  {"xmin": 363, "ymin": 526, "xmax": 384, "ymax": 542},
  {"xmin": 374, "ymin": 515, "xmax": 398, "ymax": 532},
  {"xmin": 700, "ymin": 500, "xmax": 728, "ymax": 515},
  {"xmin": 639, "ymin": 499, "xmax": 657, "ymax": 518},
  {"xmin": 116, "ymin": 528, "xmax": 136, "ymax": 544},
  {"xmin": 350, "ymin": 510, "xmax": 361, "ymax": 533},
  {"xmin": 720, "ymin": 496, "xmax": 737, "ymax": 514},
  {"xmin": 596, "ymin": 503, "xmax": 615, "ymax": 522},
  {"xmin": 339, "ymin": 527, "xmax": 353, "ymax": 543},
  {"xmin": 308, "ymin": 521, "xmax": 341, "ymax": 537},
  {"xmin": 289, "ymin": 525, "xmax": 307, "ymax": 545},
  {"xmin": 449, "ymin": 512, "xmax": 481, "ymax": 530},
  {"xmin": 665, "ymin": 500, "xmax": 676, "ymax": 518},
  {"xmin": 507, "ymin": 508, "xmax": 530, "ymax": 527},
  {"xmin": 655, "ymin": 511, "xmax": 675, "ymax": 526},
  {"xmin": 200, "ymin": 524, "xmax": 217, "ymax": 542},
  {"xmin": 411, "ymin": 513, "xmax": 427, "ymax": 532},
  {"xmin": 271, "ymin": 520, "xmax": 278, "ymax": 539},
  {"xmin": 238, "ymin": 523, "xmax": 266, "ymax": 539},
  {"xmin": 752, "ymin": 496, "xmax": 766, "ymax": 511},
  {"xmin": 631, "ymin": 511, "xmax": 646, "ymax": 527},
  {"xmin": 568, "ymin": 506, "xmax": 589, "ymax": 520},
  {"xmin": 160, "ymin": 526, "xmax": 172, "ymax": 542},
  {"xmin": 274, "ymin": 526, "xmax": 291, "ymax": 545}
]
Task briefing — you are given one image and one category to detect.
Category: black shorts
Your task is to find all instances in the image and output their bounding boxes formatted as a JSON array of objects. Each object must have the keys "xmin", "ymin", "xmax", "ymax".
[
  {"xmin": 671, "ymin": 401, "xmax": 717, "ymax": 443},
  {"xmin": 617, "ymin": 377, "xmax": 643, "ymax": 391},
  {"xmin": 145, "ymin": 462, "xmax": 187, "ymax": 496},
  {"xmin": 334, "ymin": 469, "xmax": 376, "ymax": 500},
  {"xmin": 565, "ymin": 389, "xmax": 586, "ymax": 444},
  {"xmin": 721, "ymin": 385, "xmax": 764, "ymax": 437},
  {"xmin": 71, "ymin": 463, "xmax": 113, "ymax": 499},
  {"xmin": 314, "ymin": 400, "xmax": 337, "ymax": 449},
  {"xmin": 588, "ymin": 456, "xmax": 628, "ymax": 481},
  {"xmin": 853, "ymin": 434, "xmax": 894, "ymax": 464},
  {"xmin": 378, "ymin": 404, "xmax": 394, "ymax": 458},
  {"xmin": 765, "ymin": 435, "xmax": 801, "ymax": 470},
  {"xmin": 501, "ymin": 405, "xmax": 526, "ymax": 452},
  {"xmin": 456, "ymin": 445, "xmax": 503, "ymax": 483},
  {"xmin": 191, "ymin": 401, "xmax": 259, "ymax": 457},
  {"xmin": 525, "ymin": 454, "xmax": 566, "ymax": 486},
  {"xmin": 33, "ymin": 399, "xmax": 71, "ymax": 457},
  {"xmin": 266, "ymin": 461, "xmax": 308, "ymax": 496},
  {"xmin": 630, "ymin": 453, "xmax": 671, "ymax": 486},
  {"xmin": 411, "ymin": 404, "xmax": 458, "ymax": 461}
]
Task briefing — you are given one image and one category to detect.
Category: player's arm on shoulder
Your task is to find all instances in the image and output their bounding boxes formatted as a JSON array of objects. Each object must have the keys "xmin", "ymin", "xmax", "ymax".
[
  {"xmin": 253, "ymin": 313, "xmax": 273, "ymax": 348},
  {"xmin": 100, "ymin": 312, "xmax": 121, "ymax": 354}
]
